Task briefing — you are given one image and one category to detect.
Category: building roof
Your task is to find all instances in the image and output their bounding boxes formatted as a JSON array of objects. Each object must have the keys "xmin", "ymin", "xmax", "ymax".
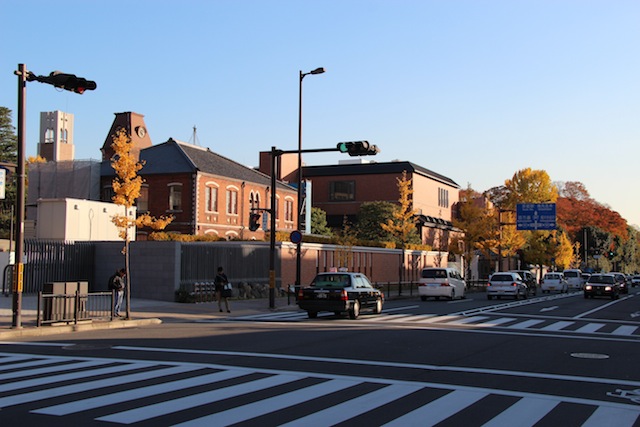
[
  {"xmin": 302, "ymin": 161, "xmax": 460, "ymax": 188},
  {"xmin": 103, "ymin": 138, "xmax": 294, "ymax": 191}
]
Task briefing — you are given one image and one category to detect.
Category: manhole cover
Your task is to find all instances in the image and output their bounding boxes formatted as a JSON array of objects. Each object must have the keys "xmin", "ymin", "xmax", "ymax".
[{"xmin": 570, "ymin": 352, "xmax": 610, "ymax": 359}]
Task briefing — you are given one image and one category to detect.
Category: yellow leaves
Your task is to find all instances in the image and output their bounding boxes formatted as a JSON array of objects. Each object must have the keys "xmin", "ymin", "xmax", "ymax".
[{"xmin": 109, "ymin": 127, "xmax": 173, "ymax": 243}]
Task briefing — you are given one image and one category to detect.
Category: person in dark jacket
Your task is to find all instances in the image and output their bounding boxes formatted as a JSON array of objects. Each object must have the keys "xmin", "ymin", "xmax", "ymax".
[
  {"xmin": 109, "ymin": 268, "xmax": 126, "ymax": 317},
  {"xmin": 214, "ymin": 266, "xmax": 231, "ymax": 313}
]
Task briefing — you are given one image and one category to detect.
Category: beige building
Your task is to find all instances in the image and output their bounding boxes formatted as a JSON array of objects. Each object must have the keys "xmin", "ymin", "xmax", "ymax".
[{"xmin": 38, "ymin": 111, "xmax": 75, "ymax": 161}]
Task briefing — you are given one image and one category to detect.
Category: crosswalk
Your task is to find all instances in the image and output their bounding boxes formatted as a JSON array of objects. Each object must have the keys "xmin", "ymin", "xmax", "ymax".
[
  {"xmin": 0, "ymin": 352, "xmax": 638, "ymax": 426},
  {"xmin": 228, "ymin": 311, "xmax": 640, "ymax": 338}
]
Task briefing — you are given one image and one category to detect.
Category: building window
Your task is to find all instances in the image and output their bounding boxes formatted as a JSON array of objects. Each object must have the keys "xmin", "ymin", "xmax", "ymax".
[
  {"xmin": 101, "ymin": 185, "xmax": 114, "ymax": 203},
  {"xmin": 45, "ymin": 128, "xmax": 54, "ymax": 143},
  {"xmin": 169, "ymin": 183, "xmax": 182, "ymax": 211},
  {"xmin": 226, "ymin": 188, "xmax": 238, "ymax": 215},
  {"xmin": 438, "ymin": 188, "xmax": 449, "ymax": 208},
  {"xmin": 284, "ymin": 198, "xmax": 294, "ymax": 222},
  {"xmin": 137, "ymin": 185, "xmax": 149, "ymax": 213},
  {"xmin": 60, "ymin": 128, "xmax": 68, "ymax": 143},
  {"xmin": 329, "ymin": 181, "xmax": 355, "ymax": 201},
  {"xmin": 250, "ymin": 191, "xmax": 261, "ymax": 210},
  {"xmin": 205, "ymin": 185, "xmax": 218, "ymax": 212}
]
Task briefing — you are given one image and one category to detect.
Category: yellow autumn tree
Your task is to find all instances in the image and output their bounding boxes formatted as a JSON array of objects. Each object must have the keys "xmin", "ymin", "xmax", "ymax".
[{"xmin": 110, "ymin": 128, "xmax": 173, "ymax": 319}]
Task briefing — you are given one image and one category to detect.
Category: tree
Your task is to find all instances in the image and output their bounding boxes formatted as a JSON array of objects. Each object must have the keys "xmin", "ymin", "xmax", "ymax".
[
  {"xmin": 380, "ymin": 170, "xmax": 420, "ymax": 248},
  {"xmin": 110, "ymin": 128, "xmax": 173, "ymax": 319},
  {"xmin": 452, "ymin": 185, "xmax": 498, "ymax": 278},
  {"xmin": 355, "ymin": 201, "xmax": 398, "ymax": 243},
  {"xmin": 503, "ymin": 168, "xmax": 558, "ymax": 208},
  {"xmin": 0, "ymin": 107, "xmax": 17, "ymax": 164},
  {"xmin": 310, "ymin": 207, "xmax": 332, "ymax": 236},
  {"xmin": 0, "ymin": 107, "xmax": 17, "ymax": 239}
]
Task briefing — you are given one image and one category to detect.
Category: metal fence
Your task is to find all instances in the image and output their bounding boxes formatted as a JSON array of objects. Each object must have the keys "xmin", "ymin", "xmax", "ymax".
[
  {"xmin": 37, "ymin": 291, "xmax": 114, "ymax": 326},
  {"xmin": 25, "ymin": 240, "xmax": 95, "ymax": 293}
]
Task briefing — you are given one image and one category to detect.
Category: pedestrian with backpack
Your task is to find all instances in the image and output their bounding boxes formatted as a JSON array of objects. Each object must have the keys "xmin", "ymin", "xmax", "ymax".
[{"xmin": 109, "ymin": 268, "xmax": 126, "ymax": 317}]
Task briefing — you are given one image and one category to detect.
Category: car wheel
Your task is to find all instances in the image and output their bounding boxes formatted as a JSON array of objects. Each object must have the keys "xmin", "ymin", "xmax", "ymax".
[
  {"xmin": 420, "ymin": 296, "xmax": 427, "ymax": 302},
  {"xmin": 349, "ymin": 300, "xmax": 360, "ymax": 319},
  {"xmin": 449, "ymin": 289, "xmax": 455, "ymax": 300},
  {"xmin": 584, "ymin": 293, "xmax": 588, "ymax": 299},
  {"xmin": 373, "ymin": 298, "xmax": 383, "ymax": 314},
  {"xmin": 307, "ymin": 311, "xmax": 318, "ymax": 319},
  {"xmin": 515, "ymin": 292, "xmax": 519, "ymax": 300}
]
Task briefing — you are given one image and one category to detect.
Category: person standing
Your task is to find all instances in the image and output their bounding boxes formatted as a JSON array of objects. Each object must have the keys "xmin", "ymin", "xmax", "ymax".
[
  {"xmin": 109, "ymin": 268, "xmax": 126, "ymax": 317},
  {"xmin": 214, "ymin": 266, "xmax": 231, "ymax": 313}
]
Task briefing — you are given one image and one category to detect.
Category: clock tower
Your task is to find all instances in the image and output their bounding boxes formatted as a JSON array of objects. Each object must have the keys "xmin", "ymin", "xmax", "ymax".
[{"xmin": 101, "ymin": 112, "xmax": 152, "ymax": 161}]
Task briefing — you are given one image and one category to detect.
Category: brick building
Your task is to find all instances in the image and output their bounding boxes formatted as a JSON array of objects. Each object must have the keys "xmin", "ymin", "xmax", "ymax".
[{"xmin": 100, "ymin": 113, "xmax": 297, "ymax": 239}]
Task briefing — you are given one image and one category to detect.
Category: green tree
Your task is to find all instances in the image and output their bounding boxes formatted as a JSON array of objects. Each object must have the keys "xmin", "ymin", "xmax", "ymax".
[
  {"xmin": 355, "ymin": 201, "xmax": 398, "ymax": 243},
  {"xmin": 310, "ymin": 207, "xmax": 332, "ymax": 236},
  {"xmin": 0, "ymin": 107, "xmax": 17, "ymax": 239}
]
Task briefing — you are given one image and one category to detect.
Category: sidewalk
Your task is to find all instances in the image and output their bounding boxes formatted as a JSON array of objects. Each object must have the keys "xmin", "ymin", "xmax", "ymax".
[{"xmin": 0, "ymin": 293, "xmax": 300, "ymax": 340}]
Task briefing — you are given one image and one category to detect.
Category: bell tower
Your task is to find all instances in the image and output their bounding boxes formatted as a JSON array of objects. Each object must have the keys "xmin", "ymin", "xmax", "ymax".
[{"xmin": 101, "ymin": 112, "xmax": 152, "ymax": 161}]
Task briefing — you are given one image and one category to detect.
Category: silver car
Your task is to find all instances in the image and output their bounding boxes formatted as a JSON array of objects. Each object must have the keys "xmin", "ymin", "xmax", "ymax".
[{"xmin": 487, "ymin": 272, "xmax": 528, "ymax": 300}]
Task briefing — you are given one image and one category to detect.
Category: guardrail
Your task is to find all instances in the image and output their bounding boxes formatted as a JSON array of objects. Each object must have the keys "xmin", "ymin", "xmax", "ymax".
[{"xmin": 37, "ymin": 291, "xmax": 115, "ymax": 326}]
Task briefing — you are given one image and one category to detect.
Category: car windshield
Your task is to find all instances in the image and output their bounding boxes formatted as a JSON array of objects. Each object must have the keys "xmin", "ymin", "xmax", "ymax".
[
  {"xmin": 545, "ymin": 274, "xmax": 560, "ymax": 279},
  {"xmin": 490, "ymin": 274, "xmax": 514, "ymax": 282},
  {"xmin": 422, "ymin": 269, "xmax": 447, "ymax": 279},
  {"xmin": 311, "ymin": 274, "xmax": 351, "ymax": 288},
  {"xmin": 589, "ymin": 275, "xmax": 615, "ymax": 284},
  {"xmin": 564, "ymin": 272, "xmax": 578, "ymax": 278}
]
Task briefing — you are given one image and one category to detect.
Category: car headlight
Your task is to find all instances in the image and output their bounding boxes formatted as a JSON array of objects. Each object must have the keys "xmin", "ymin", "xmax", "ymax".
[
  {"xmin": 585, "ymin": 285, "xmax": 592, "ymax": 290},
  {"xmin": 605, "ymin": 286, "xmax": 612, "ymax": 291}
]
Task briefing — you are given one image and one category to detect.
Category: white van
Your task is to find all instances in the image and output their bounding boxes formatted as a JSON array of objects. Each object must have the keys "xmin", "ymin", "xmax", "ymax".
[
  {"xmin": 418, "ymin": 268, "xmax": 466, "ymax": 301},
  {"xmin": 563, "ymin": 269, "xmax": 583, "ymax": 289}
]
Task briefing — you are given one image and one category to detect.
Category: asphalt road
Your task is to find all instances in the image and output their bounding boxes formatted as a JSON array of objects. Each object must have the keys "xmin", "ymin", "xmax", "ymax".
[{"xmin": 0, "ymin": 289, "xmax": 638, "ymax": 426}]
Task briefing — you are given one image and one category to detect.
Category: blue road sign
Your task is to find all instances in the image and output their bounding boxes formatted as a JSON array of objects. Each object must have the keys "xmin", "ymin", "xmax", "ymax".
[{"xmin": 516, "ymin": 203, "xmax": 556, "ymax": 230}]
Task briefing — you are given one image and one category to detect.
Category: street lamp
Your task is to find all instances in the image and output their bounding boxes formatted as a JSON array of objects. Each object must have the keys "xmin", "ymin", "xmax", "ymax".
[{"xmin": 296, "ymin": 67, "xmax": 325, "ymax": 290}]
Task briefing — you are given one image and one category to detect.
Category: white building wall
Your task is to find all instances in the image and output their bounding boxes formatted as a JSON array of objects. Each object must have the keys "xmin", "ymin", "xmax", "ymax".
[{"xmin": 36, "ymin": 198, "xmax": 136, "ymax": 241}]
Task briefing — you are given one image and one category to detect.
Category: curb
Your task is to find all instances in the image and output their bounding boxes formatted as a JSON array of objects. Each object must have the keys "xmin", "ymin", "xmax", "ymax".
[{"xmin": 0, "ymin": 318, "xmax": 162, "ymax": 340}]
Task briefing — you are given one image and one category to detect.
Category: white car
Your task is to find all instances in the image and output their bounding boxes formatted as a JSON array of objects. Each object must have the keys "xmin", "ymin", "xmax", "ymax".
[
  {"xmin": 486, "ymin": 272, "xmax": 527, "ymax": 300},
  {"xmin": 418, "ymin": 268, "xmax": 466, "ymax": 301},
  {"xmin": 563, "ymin": 269, "xmax": 583, "ymax": 289},
  {"xmin": 541, "ymin": 272, "xmax": 568, "ymax": 293}
]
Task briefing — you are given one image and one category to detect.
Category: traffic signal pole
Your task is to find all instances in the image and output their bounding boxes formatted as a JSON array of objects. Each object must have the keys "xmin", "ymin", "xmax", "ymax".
[
  {"xmin": 11, "ymin": 64, "xmax": 95, "ymax": 327},
  {"xmin": 268, "ymin": 143, "xmax": 379, "ymax": 309}
]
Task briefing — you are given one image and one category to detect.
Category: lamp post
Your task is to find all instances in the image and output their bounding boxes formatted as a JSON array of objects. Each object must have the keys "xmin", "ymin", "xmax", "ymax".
[{"xmin": 296, "ymin": 67, "xmax": 325, "ymax": 290}]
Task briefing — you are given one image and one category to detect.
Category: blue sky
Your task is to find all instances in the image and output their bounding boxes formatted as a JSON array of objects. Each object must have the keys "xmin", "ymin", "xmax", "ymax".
[{"xmin": 2, "ymin": 1, "xmax": 639, "ymax": 226}]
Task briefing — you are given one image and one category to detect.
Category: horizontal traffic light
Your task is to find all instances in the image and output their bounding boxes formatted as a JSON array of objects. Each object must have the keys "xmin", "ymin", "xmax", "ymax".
[
  {"xmin": 336, "ymin": 141, "xmax": 380, "ymax": 156},
  {"xmin": 27, "ymin": 71, "xmax": 97, "ymax": 94}
]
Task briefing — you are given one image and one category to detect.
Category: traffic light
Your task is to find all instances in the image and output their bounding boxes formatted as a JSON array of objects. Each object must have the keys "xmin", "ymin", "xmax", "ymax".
[
  {"xmin": 28, "ymin": 71, "xmax": 97, "ymax": 94},
  {"xmin": 249, "ymin": 213, "xmax": 261, "ymax": 231},
  {"xmin": 336, "ymin": 140, "xmax": 380, "ymax": 156}
]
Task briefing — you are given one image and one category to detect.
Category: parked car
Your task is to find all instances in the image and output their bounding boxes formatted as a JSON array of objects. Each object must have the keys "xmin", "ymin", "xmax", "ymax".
[
  {"xmin": 541, "ymin": 272, "xmax": 568, "ymax": 294},
  {"xmin": 418, "ymin": 267, "xmax": 467, "ymax": 301},
  {"xmin": 610, "ymin": 272, "xmax": 629, "ymax": 294},
  {"xmin": 509, "ymin": 270, "xmax": 537, "ymax": 296},
  {"xmin": 297, "ymin": 272, "xmax": 384, "ymax": 319},
  {"xmin": 631, "ymin": 275, "xmax": 640, "ymax": 287},
  {"xmin": 486, "ymin": 272, "xmax": 528, "ymax": 300},
  {"xmin": 584, "ymin": 274, "xmax": 619, "ymax": 299},
  {"xmin": 563, "ymin": 269, "xmax": 584, "ymax": 290}
]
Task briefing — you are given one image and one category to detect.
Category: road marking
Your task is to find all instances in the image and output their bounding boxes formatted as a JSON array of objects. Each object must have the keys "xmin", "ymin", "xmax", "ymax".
[
  {"xmin": 540, "ymin": 306, "xmax": 559, "ymax": 312},
  {"xmin": 0, "ymin": 352, "xmax": 637, "ymax": 427},
  {"xmin": 540, "ymin": 321, "xmax": 574, "ymax": 331},
  {"xmin": 382, "ymin": 389, "xmax": 489, "ymax": 427},
  {"xmin": 575, "ymin": 323, "xmax": 606, "ymax": 334},
  {"xmin": 506, "ymin": 319, "xmax": 546, "ymax": 329},
  {"xmin": 612, "ymin": 325, "xmax": 638, "ymax": 336}
]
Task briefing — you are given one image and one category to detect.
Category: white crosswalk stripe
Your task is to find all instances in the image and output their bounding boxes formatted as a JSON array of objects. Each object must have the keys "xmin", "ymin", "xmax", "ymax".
[
  {"xmin": 0, "ymin": 352, "xmax": 637, "ymax": 426},
  {"xmin": 229, "ymin": 311, "xmax": 640, "ymax": 338}
]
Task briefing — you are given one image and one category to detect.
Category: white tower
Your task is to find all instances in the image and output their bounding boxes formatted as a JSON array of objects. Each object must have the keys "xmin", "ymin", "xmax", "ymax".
[{"xmin": 38, "ymin": 110, "xmax": 75, "ymax": 161}]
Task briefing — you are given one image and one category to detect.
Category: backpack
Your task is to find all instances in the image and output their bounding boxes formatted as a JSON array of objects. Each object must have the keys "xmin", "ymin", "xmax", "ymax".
[{"xmin": 108, "ymin": 274, "xmax": 121, "ymax": 291}]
